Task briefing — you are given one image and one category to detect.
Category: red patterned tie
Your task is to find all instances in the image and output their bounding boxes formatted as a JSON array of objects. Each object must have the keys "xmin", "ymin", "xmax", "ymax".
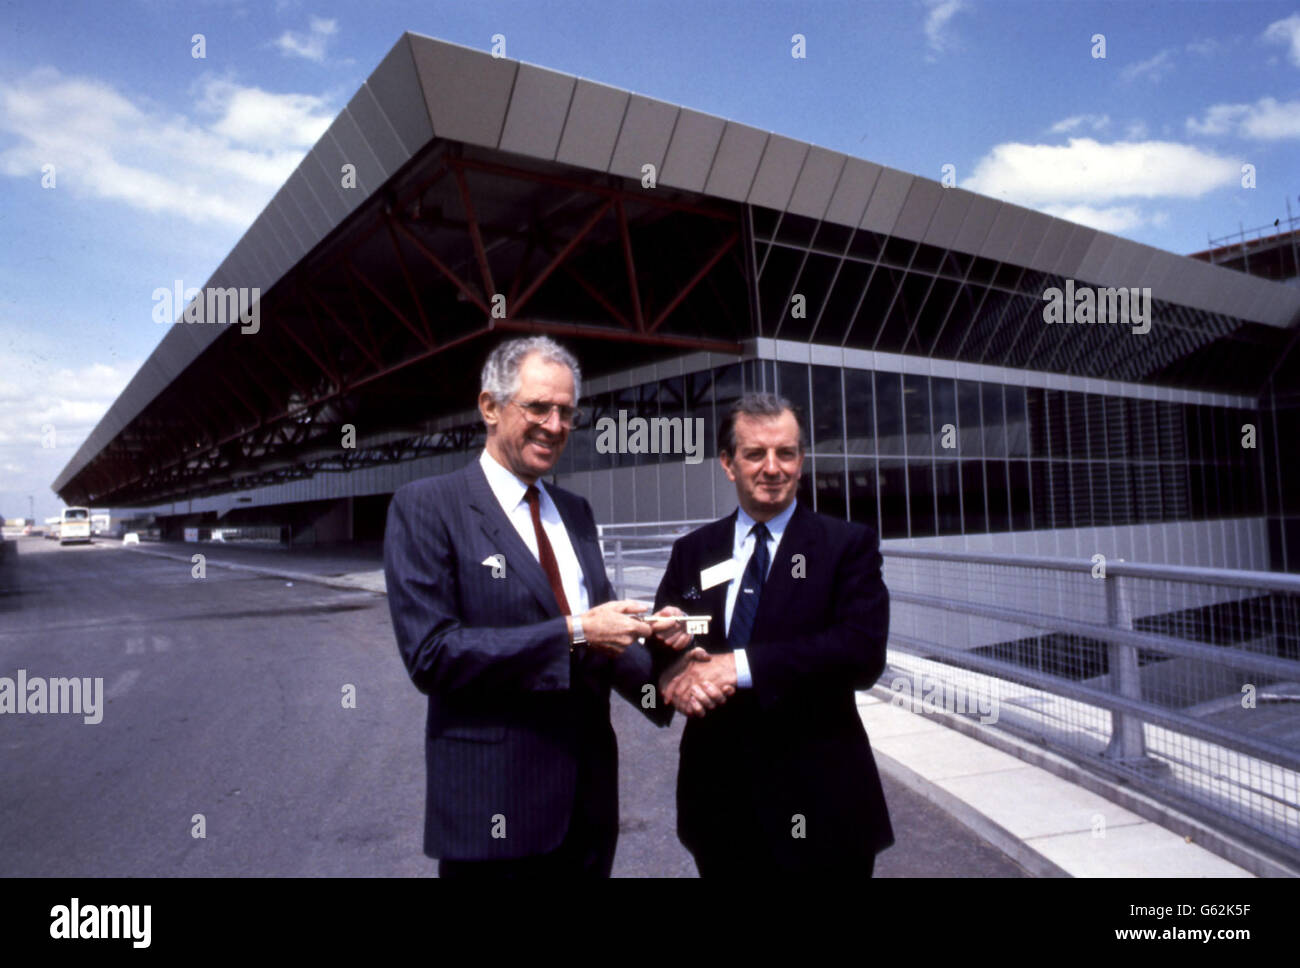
[{"xmin": 525, "ymin": 485, "xmax": 571, "ymax": 614}]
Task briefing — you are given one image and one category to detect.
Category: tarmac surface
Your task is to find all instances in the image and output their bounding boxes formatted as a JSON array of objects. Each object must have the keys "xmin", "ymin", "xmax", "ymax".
[{"xmin": 0, "ymin": 535, "xmax": 1270, "ymax": 877}]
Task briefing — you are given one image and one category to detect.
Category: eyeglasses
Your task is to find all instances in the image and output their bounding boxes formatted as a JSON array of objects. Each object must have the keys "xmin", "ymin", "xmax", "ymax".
[{"xmin": 511, "ymin": 400, "xmax": 585, "ymax": 428}]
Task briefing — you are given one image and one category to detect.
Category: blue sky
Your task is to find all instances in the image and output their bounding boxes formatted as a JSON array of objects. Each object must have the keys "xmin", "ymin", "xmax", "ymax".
[{"xmin": 2, "ymin": 0, "xmax": 1298, "ymax": 519}]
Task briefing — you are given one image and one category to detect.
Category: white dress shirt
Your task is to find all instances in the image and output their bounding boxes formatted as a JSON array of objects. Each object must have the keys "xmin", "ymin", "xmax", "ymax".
[
  {"xmin": 478, "ymin": 450, "xmax": 590, "ymax": 614},
  {"xmin": 724, "ymin": 499, "xmax": 798, "ymax": 688}
]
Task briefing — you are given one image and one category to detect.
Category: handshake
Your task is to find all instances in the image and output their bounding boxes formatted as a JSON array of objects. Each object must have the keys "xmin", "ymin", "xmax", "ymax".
[{"xmin": 570, "ymin": 601, "xmax": 736, "ymax": 720}]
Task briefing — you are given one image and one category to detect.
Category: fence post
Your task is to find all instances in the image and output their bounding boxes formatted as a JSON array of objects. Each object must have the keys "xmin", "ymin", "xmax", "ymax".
[
  {"xmin": 1102, "ymin": 563, "xmax": 1149, "ymax": 764},
  {"xmin": 613, "ymin": 537, "xmax": 625, "ymax": 600}
]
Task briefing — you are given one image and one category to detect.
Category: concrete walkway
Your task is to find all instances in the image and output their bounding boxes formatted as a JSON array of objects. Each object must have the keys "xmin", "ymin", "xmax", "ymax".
[{"xmin": 120, "ymin": 537, "xmax": 1288, "ymax": 877}]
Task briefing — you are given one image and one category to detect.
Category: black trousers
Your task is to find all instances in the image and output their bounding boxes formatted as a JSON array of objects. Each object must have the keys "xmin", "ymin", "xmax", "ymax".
[{"xmin": 439, "ymin": 707, "xmax": 618, "ymax": 879}]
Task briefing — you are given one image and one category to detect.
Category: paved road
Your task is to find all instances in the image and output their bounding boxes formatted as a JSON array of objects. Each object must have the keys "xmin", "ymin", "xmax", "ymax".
[{"xmin": 0, "ymin": 537, "xmax": 1025, "ymax": 877}]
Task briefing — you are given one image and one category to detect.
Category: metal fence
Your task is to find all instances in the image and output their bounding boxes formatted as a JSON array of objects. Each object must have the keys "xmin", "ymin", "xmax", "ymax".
[{"xmin": 598, "ymin": 521, "xmax": 1300, "ymax": 866}]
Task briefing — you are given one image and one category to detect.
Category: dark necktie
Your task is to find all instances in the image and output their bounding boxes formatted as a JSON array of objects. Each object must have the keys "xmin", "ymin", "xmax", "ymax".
[
  {"xmin": 727, "ymin": 521, "xmax": 770, "ymax": 649},
  {"xmin": 525, "ymin": 485, "xmax": 571, "ymax": 615}
]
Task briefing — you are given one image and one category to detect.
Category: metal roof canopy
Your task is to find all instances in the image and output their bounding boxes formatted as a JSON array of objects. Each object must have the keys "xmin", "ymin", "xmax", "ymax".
[{"xmin": 53, "ymin": 31, "xmax": 1300, "ymax": 505}]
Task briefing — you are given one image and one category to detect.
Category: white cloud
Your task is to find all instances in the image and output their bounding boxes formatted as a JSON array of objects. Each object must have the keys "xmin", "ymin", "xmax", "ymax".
[
  {"xmin": 1186, "ymin": 38, "xmax": 1220, "ymax": 56},
  {"xmin": 921, "ymin": 0, "xmax": 966, "ymax": 59},
  {"xmin": 0, "ymin": 352, "xmax": 139, "ymax": 508},
  {"xmin": 1038, "ymin": 203, "xmax": 1147, "ymax": 233},
  {"xmin": 1124, "ymin": 120, "xmax": 1149, "ymax": 140},
  {"xmin": 0, "ymin": 67, "xmax": 335, "ymax": 227},
  {"xmin": 1049, "ymin": 114, "xmax": 1110, "ymax": 134},
  {"xmin": 1120, "ymin": 50, "xmax": 1174, "ymax": 83},
  {"xmin": 274, "ymin": 16, "xmax": 338, "ymax": 63},
  {"xmin": 964, "ymin": 137, "xmax": 1240, "ymax": 205},
  {"xmin": 1187, "ymin": 97, "xmax": 1300, "ymax": 139},
  {"xmin": 1263, "ymin": 13, "xmax": 1300, "ymax": 67}
]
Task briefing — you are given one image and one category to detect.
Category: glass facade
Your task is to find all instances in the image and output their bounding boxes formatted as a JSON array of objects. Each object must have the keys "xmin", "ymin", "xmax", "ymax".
[{"xmin": 548, "ymin": 360, "xmax": 1263, "ymax": 539}]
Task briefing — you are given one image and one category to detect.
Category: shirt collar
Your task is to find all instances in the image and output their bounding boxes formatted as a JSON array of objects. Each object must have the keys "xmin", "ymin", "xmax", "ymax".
[
  {"xmin": 479, "ymin": 449, "xmax": 544, "ymax": 512},
  {"xmin": 735, "ymin": 498, "xmax": 798, "ymax": 548}
]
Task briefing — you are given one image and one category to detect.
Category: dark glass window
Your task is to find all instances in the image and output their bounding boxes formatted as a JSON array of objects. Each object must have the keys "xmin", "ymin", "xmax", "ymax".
[
  {"xmin": 903, "ymin": 374, "xmax": 932, "ymax": 457},
  {"xmin": 957, "ymin": 380, "xmax": 983, "ymax": 459},
  {"xmin": 931, "ymin": 378, "xmax": 958, "ymax": 458},
  {"xmin": 909, "ymin": 462, "xmax": 937, "ymax": 537},
  {"xmin": 845, "ymin": 369, "xmax": 875, "ymax": 455},
  {"xmin": 1009, "ymin": 460, "xmax": 1031, "ymax": 530},
  {"xmin": 982, "ymin": 383, "xmax": 1006, "ymax": 457},
  {"xmin": 986, "ymin": 460, "xmax": 1010, "ymax": 532},
  {"xmin": 811, "ymin": 365, "xmax": 844, "ymax": 454},
  {"xmin": 814, "ymin": 457, "xmax": 847, "ymax": 519},
  {"xmin": 875, "ymin": 371, "xmax": 904, "ymax": 456},
  {"xmin": 935, "ymin": 460, "xmax": 961, "ymax": 534},
  {"xmin": 879, "ymin": 459, "xmax": 909, "ymax": 539},
  {"xmin": 776, "ymin": 362, "xmax": 811, "ymax": 441},
  {"xmin": 961, "ymin": 460, "xmax": 986, "ymax": 534},
  {"xmin": 1005, "ymin": 386, "xmax": 1028, "ymax": 457},
  {"xmin": 847, "ymin": 458, "xmax": 879, "ymax": 530}
]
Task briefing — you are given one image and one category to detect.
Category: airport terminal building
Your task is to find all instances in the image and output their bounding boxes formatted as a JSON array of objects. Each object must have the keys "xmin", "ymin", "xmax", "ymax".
[{"xmin": 53, "ymin": 32, "xmax": 1300, "ymax": 575}]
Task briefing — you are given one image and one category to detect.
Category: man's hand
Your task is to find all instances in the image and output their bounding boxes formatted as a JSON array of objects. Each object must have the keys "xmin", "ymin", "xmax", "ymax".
[
  {"xmin": 572, "ymin": 600, "xmax": 654, "ymax": 656},
  {"xmin": 660, "ymin": 647, "xmax": 738, "ymax": 717},
  {"xmin": 647, "ymin": 605, "xmax": 694, "ymax": 651}
]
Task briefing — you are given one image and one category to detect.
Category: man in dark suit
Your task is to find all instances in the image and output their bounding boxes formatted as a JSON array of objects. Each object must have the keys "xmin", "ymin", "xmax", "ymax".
[
  {"xmin": 653, "ymin": 392, "xmax": 894, "ymax": 877},
  {"xmin": 384, "ymin": 336, "xmax": 675, "ymax": 878}
]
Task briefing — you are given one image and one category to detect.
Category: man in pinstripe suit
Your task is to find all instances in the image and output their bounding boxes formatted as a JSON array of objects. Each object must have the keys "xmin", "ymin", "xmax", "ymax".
[{"xmin": 384, "ymin": 336, "xmax": 687, "ymax": 878}]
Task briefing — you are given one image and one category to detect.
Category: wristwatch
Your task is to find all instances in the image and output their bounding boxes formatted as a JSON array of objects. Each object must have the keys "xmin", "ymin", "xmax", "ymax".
[{"xmin": 569, "ymin": 616, "xmax": 586, "ymax": 653}]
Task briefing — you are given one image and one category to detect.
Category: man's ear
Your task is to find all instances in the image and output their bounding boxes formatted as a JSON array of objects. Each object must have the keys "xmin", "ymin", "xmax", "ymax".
[
  {"xmin": 479, "ymin": 390, "xmax": 500, "ymax": 431},
  {"xmin": 719, "ymin": 451, "xmax": 737, "ymax": 483}
]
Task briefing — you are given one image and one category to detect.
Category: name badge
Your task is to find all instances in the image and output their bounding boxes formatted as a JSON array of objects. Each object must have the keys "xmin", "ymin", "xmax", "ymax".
[{"xmin": 700, "ymin": 558, "xmax": 739, "ymax": 591}]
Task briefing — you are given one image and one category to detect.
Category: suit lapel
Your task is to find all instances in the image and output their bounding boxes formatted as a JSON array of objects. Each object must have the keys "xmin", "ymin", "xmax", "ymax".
[
  {"xmin": 697, "ymin": 511, "xmax": 737, "ymax": 652},
  {"xmin": 464, "ymin": 461, "xmax": 563, "ymax": 616}
]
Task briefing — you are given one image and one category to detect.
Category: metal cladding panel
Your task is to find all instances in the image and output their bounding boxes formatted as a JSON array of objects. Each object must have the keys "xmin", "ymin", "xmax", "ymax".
[
  {"xmin": 1237, "ymin": 283, "xmax": 1274, "ymax": 324},
  {"xmin": 824, "ymin": 156, "xmax": 881, "ymax": 227},
  {"xmin": 1073, "ymin": 232, "xmax": 1117, "ymax": 283},
  {"xmin": 267, "ymin": 190, "xmax": 309, "ymax": 262},
  {"xmin": 1050, "ymin": 222, "xmax": 1097, "ymax": 278},
  {"xmin": 659, "ymin": 108, "xmax": 726, "ymax": 193},
  {"xmin": 367, "ymin": 35, "xmax": 435, "ymax": 156},
  {"xmin": 921, "ymin": 187, "xmax": 975, "ymax": 250},
  {"xmin": 658, "ymin": 462, "xmax": 686, "ymax": 520},
  {"xmin": 1097, "ymin": 238, "xmax": 1155, "ymax": 287},
  {"xmin": 951, "ymin": 192, "xmax": 1001, "ymax": 254},
  {"xmin": 1137, "ymin": 248, "xmax": 1180, "ymax": 295},
  {"xmin": 257, "ymin": 204, "xmax": 299, "ymax": 276},
  {"xmin": 152, "ymin": 326, "xmax": 195, "ymax": 373},
  {"xmin": 748, "ymin": 134, "xmax": 807, "ymax": 211},
  {"xmin": 556, "ymin": 79, "xmax": 629, "ymax": 172},
  {"xmin": 1031, "ymin": 217, "xmax": 1073, "ymax": 275},
  {"xmin": 408, "ymin": 35, "xmax": 518, "ymax": 149},
  {"xmin": 784, "ymin": 146, "xmax": 843, "ymax": 219},
  {"xmin": 890, "ymin": 177, "xmax": 944, "ymax": 242},
  {"xmin": 859, "ymin": 167, "xmax": 913, "ymax": 236},
  {"xmin": 703, "ymin": 121, "xmax": 768, "ymax": 202},
  {"xmin": 243, "ymin": 216, "xmax": 290, "ymax": 284},
  {"xmin": 498, "ymin": 63, "xmax": 575, "ymax": 161},
  {"xmin": 977, "ymin": 204, "xmax": 1026, "ymax": 263},
  {"xmin": 347, "ymin": 82, "xmax": 412, "ymax": 181},
  {"xmin": 1167, "ymin": 257, "xmax": 1214, "ymax": 309},
  {"xmin": 1008, "ymin": 210, "xmax": 1054, "ymax": 271},
  {"xmin": 609, "ymin": 94, "xmax": 679, "ymax": 181},
  {"xmin": 1268, "ymin": 286, "xmax": 1300, "ymax": 327},
  {"xmin": 329, "ymin": 110, "xmax": 384, "ymax": 199},
  {"xmin": 304, "ymin": 147, "xmax": 351, "ymax": 222},
  {"xmin": 284, "ymin": 168, "xmax": 331, "ymax": 247}
]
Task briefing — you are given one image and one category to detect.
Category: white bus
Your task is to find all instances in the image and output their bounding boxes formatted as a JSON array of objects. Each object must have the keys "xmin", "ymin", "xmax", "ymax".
[{"xmin": 58, "ymin": 507, "xmax": 92, "ymax": 545}]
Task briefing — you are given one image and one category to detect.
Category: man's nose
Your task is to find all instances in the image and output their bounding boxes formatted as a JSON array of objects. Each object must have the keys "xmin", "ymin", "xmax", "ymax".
[
  {"xmin": 761, "ymin": 451, "xmax": 780, "ymax": 475},
  {"xmin": 540, "ymin": 407, "xmax": 565, "ymax": 433}
]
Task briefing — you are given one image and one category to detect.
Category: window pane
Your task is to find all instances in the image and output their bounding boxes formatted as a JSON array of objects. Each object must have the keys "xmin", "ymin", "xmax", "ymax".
[
  {"xmin": 879, "ymin": 459, "xmax": 909, "ymax": 538},
  {"xmin": 845, "ymin": 369, "xmax": 875, "ymax": 455},
  {"xmin": 909, "ymin": 462, "xmax": 937, "ymax": 537},
  {"xmin": 814, "ymin": 456, "xmax": 847, "ymax": 519},
  {"xmin": 986, "ymin": 460, "xmax": 1010, "ymax": 532},
  {"xmin": 1009, "ymin": 460, "xmax": 1031, "ymax": 530},
  {"xmin": 848, "ymin": 458, "xmax": 879, "ymax": 531},
  {"xmin": 811, "ymin": 365, "xmax": 844, "ymax": 454},
  {"xmin": 961, "ymin": 461, "xmax": 986, "ymax": 534},
  {"xmin": 982, "ymin": 383, "xmax": 1005, "ymax": 457},
  {"xmin": 935, "ymin": 460, "xmax": 961, "ymax": 535},
  {"xmin": 957, "ymin": 380, "xmax": 983, "ymax": 459},
  {"xmin": 904, "ymin": 374, "xmax": 932, "ymax": 457},
  {"xmin": 875, "ymin": 371, "xmax": 903, "ymax": 456}
]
